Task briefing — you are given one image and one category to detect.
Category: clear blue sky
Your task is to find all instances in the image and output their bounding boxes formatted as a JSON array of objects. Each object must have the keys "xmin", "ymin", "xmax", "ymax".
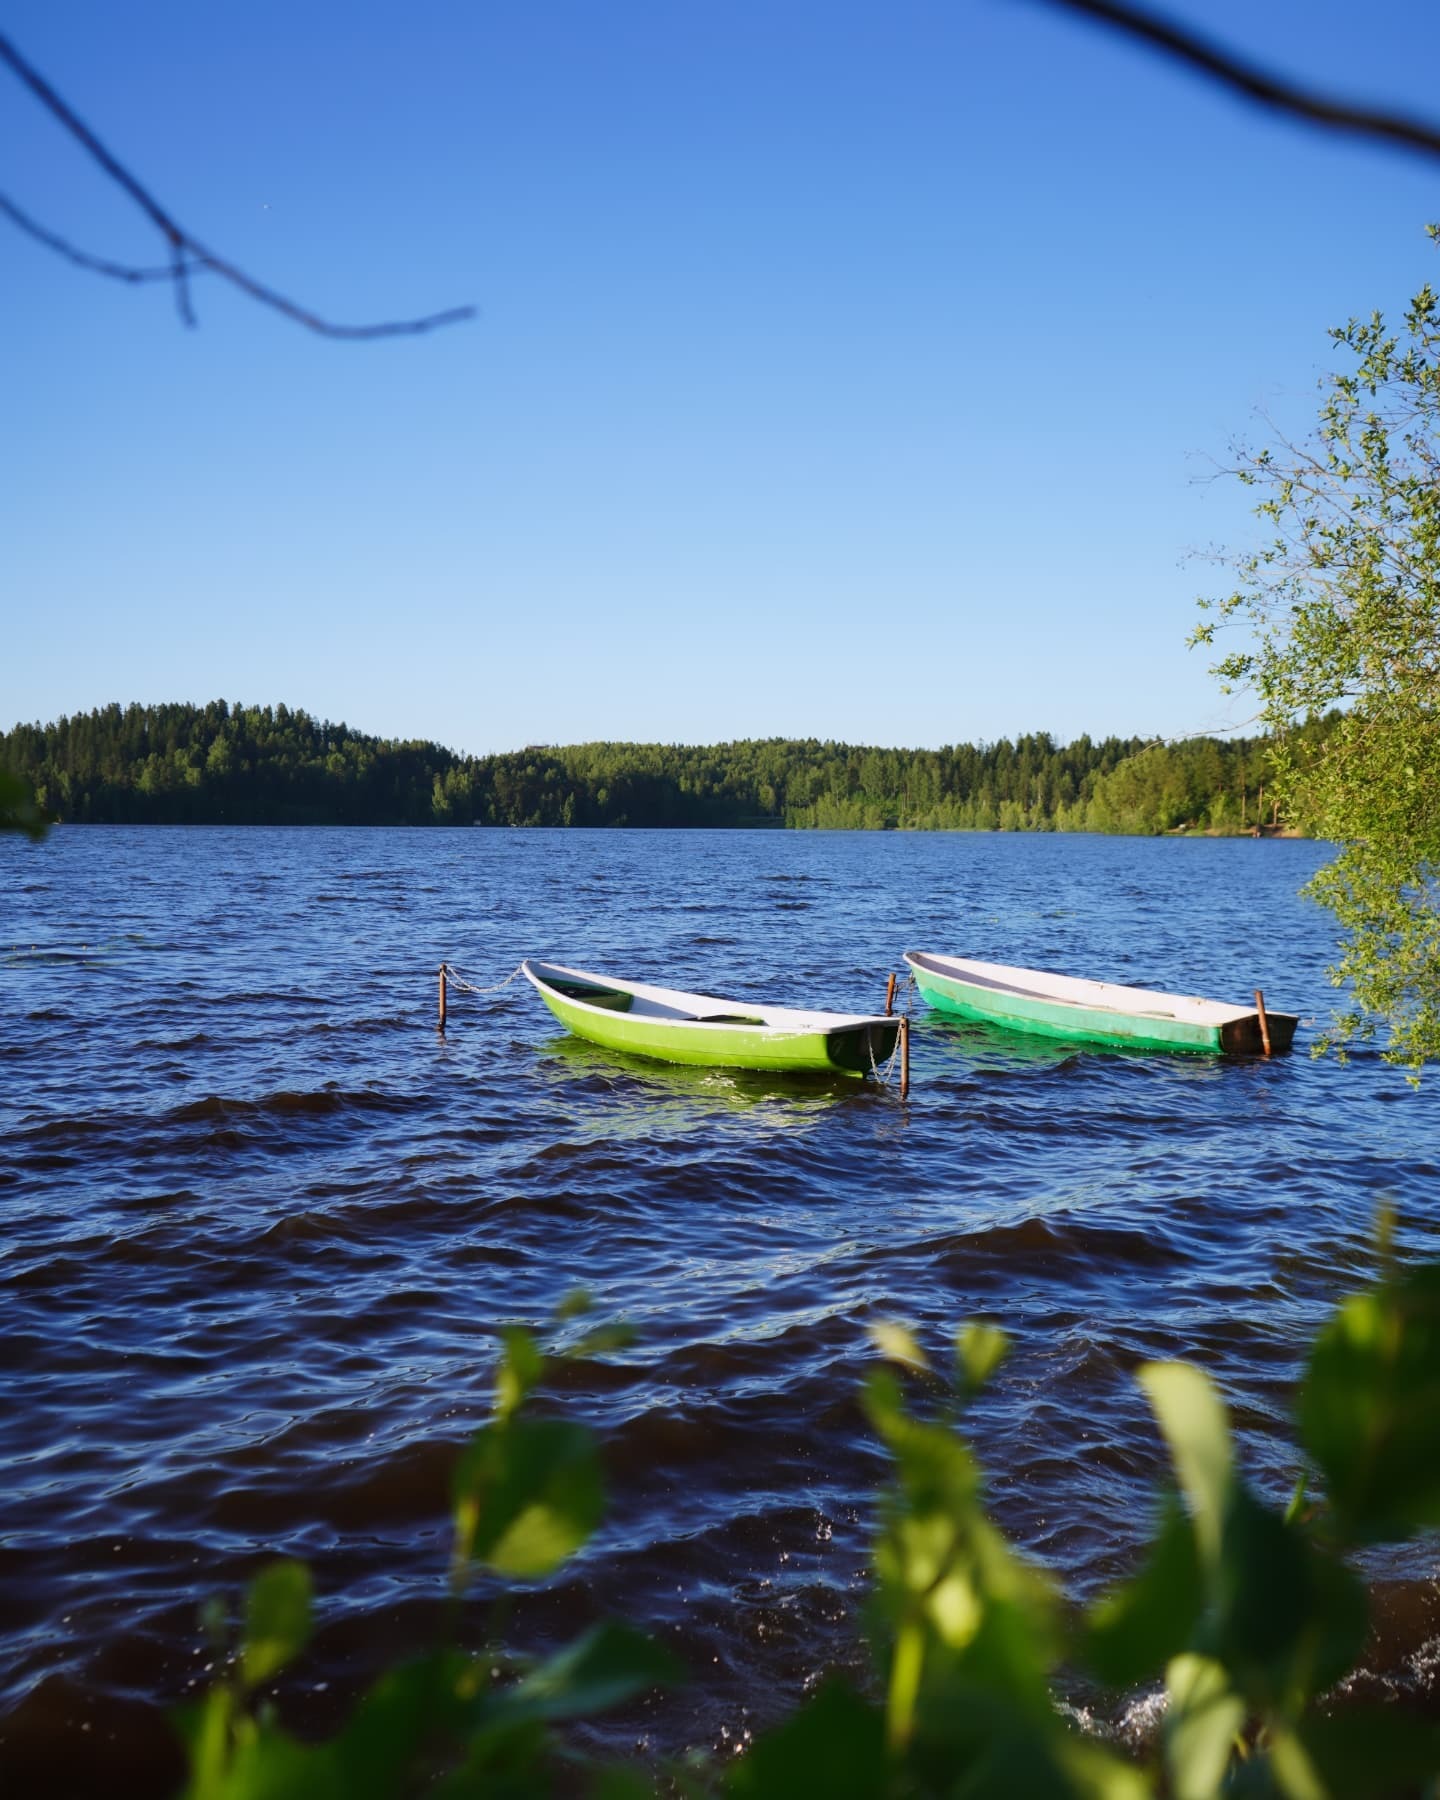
[{"xmin": 4, "ymin": 1, "xmax": 1439, "ymax": 754}]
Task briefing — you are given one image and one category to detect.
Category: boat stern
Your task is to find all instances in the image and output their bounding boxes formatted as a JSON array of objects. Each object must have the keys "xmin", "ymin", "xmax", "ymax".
[
  {"xmin": 1219, "ymin": 1009, "xmax": 1300, "ymax": 1055},
  {"xmin": 826, "ymin": 1016, "xmax": 901, "ymax": 1075}
]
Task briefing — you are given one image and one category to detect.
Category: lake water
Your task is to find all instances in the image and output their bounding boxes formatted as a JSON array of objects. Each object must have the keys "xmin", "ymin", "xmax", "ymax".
[{"xmin": 3, "ymin": 826, "xmax": 1438, "ymax": 1792}]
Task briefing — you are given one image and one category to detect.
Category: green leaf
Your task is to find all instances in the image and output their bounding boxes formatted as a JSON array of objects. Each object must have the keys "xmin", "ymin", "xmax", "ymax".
[
  {"xmin": 495, "ymin": 1622, "xmax": 681, "ymax": 1724},
  {"xmin": 955, "ymin": 1322, "xmax": 1009, "ymax": 1397},
  {"xmin": 0, "ymin": 767, "xmax": 48, "ymax": 840},
  {"xmin": 1050, "ymin": 1736, "xmax": 1154, "ymax": 1800},
  {"xmin": 1264, "ymin": 1725, "xmax": 1329, "ymax": 1800},
  {"xmin": 590, "ymin": 1770, "xmax": 658, "ymax": 1800},
  {"xmin": 174, "ymin": 1685, "xmax": 234, "ymax": 1800},
  {"xmin": 898, "ymin": 1689, "xmax": 1149, "ymax": 1799},
  {"xmin": 494, "ymin": 1325, "xmax": 545, "ymax": 1421},
  {"xmin": 569, "ymin": 1320, "xmax": 637, "ymax": 1357},
  {"xmin": 1294, "ymin": 1709, "xmax": 1440, "ymax": 1793},
  {"xmin": 1298, "ymin": 1263, "xmax": 1440, "ymax": 1541},
  {"xmin": 1082, "ymin": 1498, "xmax": 1203, "ymax": 1688},
  {"xmin": 870, "ymin": 1320, "xmax": 930, "ymax": 1373},
  {"xmin": 554, "ymin": 1288, "xmax": 594, "ymax": 1320},
  {"xmin": 727, "ymin": 1679, "xmax": 886, "ymax": 1799},
  {"xmin": 452, "ymin": 1415, "xmax": 603, "ymax": 1578},
  {"xmin": 1138, "ymin": 1364, "xmax": 1234, "ymax": 1565},
  {"xmin": 424, "ymin": 1719, "xmax": 549, "ymax": 1799},
  {"xmin": 207, "ymin": 1725, "xmax": 336, "ymax": 1800},
  {"xmin": 330, "ymin": 1650, "xmax": 477, "ymax": 1799},
  {"xmin": 1211, "ymin": 1485, "xmax": 1368, "ymax": 1707},
  {"xmin": 860, "ymin": 1365, "xmax": 908, "ymax": 1442},
  {"xmin": 1163, "ymin": 1654, "xmax": 1244, "ymax": 1800},
  {"xmin": 241, "ymin": 1561, "xmax": 312, "ymax": 1691}
]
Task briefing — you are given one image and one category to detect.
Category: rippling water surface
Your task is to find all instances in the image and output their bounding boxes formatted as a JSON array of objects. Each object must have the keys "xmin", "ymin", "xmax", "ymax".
[{"xmin": 4, "ymin": 826, "xmax": 1438, "ymax": 1791}]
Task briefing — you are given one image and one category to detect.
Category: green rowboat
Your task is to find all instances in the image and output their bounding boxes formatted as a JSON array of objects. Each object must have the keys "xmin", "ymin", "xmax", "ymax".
[
  {"xmin": 522, "ymin": 959, "xmax": 900, "ymax": 1076},
  {"xmin": 904, "ymin": 951, "xmax": 1298, "ymax": 1056}
]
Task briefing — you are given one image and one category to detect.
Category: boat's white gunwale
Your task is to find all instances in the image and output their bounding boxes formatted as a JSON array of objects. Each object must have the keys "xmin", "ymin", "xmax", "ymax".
[
  {"xmin": 904, "ymin": 952, "xmax": 1262, "ymax": 1026},
  {"xmin": 523, "ymin": 959, "xmax": 890, "ymax": 1035}
]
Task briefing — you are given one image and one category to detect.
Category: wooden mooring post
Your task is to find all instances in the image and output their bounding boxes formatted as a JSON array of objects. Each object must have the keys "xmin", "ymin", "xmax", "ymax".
[
  {"xmin": 884, "ymin": 972, "xmax": 898, "ymax": 1016},
  {"xmin": 1254, "ymin": 988, "xmax": 1271, "ymax": 1057},
  {"xmin": 899, "ymin": 1015, "xmax": 911, "ymax": 1099},
  {"xmin": 438, "ymin": 963, "xmax": 447, "ymax": 1033}
]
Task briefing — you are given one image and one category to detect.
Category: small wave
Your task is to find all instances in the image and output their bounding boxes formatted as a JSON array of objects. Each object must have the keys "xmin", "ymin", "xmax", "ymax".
[{"xmin": 167, "ymin": 1088, "xmax": 414, "ymax": 1123}]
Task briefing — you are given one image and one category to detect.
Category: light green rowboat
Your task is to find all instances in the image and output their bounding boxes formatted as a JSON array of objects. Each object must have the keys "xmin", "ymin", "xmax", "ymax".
[
  {"xmin": 905, "ymin": 951, "xmax": 1298, "ymax": 1056},
  {"xmin": 522, "ymin": 959, "xmax": 900, "ymax": 1077}
]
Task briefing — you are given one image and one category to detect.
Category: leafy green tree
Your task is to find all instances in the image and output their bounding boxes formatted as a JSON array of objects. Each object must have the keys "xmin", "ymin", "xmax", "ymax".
[{"xmin": 1195, "ymin": 235, "xmax": 1440, "ymax": 1070}]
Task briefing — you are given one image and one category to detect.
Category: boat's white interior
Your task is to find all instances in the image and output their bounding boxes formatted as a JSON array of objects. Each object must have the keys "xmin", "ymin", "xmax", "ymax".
[
  {"xmin": 524, "ymin": 959, "xmax": 887, "ymax": 1032},
  {"xmin": 904, "ymin": 952, "xmax": 1262, "ymax": 1025}
]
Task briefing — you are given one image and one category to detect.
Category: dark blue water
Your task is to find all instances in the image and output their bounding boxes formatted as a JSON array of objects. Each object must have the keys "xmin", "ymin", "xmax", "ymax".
[{"xmin": 3, "ymin": 827, "xmax": 1438, "ymax": 1791}]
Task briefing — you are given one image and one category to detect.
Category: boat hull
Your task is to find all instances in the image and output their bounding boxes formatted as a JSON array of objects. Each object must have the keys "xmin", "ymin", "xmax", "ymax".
[
  {"xmin": 526, "ymin": 963, "xmax": 899, "ymax": 1076},
  {"xmin": 905, "ymin": 953, "xmax": 1297, "ymax": 1056}
]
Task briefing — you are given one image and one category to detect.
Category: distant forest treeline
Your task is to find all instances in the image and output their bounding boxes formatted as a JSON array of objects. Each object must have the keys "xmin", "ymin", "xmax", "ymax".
[{"xmin": 1, "ymin": 701, "xmax": 1308, "ymax": 834}]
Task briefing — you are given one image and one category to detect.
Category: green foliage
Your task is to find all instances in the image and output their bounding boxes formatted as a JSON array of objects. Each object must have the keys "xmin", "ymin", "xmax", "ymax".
[
  {"xmin": 0, "ymin": 765, "xmax": 48, "ymax": 838},
  {"xmin": 1083, "ymin": 1501, "xmax": 1203, "ymax": 1688},
  {"xmin": 955, "ymin": 1320, "xmax": 1009, "ymax": 1398},
  {"xmin": 178, "ymin": 1261, "xmax": 1440, "ymax": 1797},
  {"xmin": 725, "ymin": 1680, "xmax": 887, "ymax": 1799},
  {"xmin": 451, "ymin": 1415, "xmax": 603, "ymax": 1579},
  {"xmin": 1196, "ymin": 235, "xmax": 1440, "ymax": 1067},
  {"xmin": 856, "ymin": 1265, "xmax": 1434, "ymax": 1797},
  {"xmin": 177, "ymin": 1304, "xmax": 677, "ymax": 1799},
  {"xmin": 1299, "ymin": 1261, "xmax": 1440, "ymax": 1542},
  {"xmin": 1, "ymin": 700, "xmax": 1293, "ymax": 835},
  {"xmin": 241, "ymin": 1562, "xmax": 312, "ymax": 1690}
]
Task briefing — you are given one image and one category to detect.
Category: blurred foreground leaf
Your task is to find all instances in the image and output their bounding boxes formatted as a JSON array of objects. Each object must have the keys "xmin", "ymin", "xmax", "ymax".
[
  {"xmin": 453, "ymin": 1415, "xmax": 603, "ymax": 1579},
  {"xmin": 954, "ymin": 1322, "xmax": 1008, "ymax": 1399},
  {"xmin": 1163, "ymin": 1654, "xmax": 1243, "ymax": 1800},
  {"xmin": 870, "ymin": 1321, "xmax": 930, "ymax": 1374},
  {"xmin": 1138, "ymin": 1365, "xmax": 1233, "ymax": 1566},
  {"xmin": 1083, "ymin": 1499, "xmax": 1203, "ymax": 1688},
  {"xmin": 727, "ymin": 1679, "xmax": 885, "ymax": 1799},
  {"xmin": 241, "ymin": 1561, "xmax": 312, "ymax": 1690},
  {"xmin": 864, "ymin": 1362, "xmax": 1060, "ymax": 1758},
  {"xmin": 329, "ymin": 1650, "xmax": 475, "ymax": 1799},
  {"xmin": 178, "ymin": 1254, "xmax": 1440, "ymax": 1800},
  {"xmin": 569, "ymin": 1320, "xmax": 638, "ymax": 1358},
  {"xmin": 1294, "ymin": 1710, "xmax": 1440, "ymax": 1794},
  {"xmin": 0, "ymin": 767, "xmax": 47, "ymax": 839},
  {"xmin": 495, "ymin": 1325, "xmax": 545, "ymax": 1420},
  {"xmin": 1299, "ymin": 1263, "xmax": 1440, "ymax": 1541},
  {"xmin": 496, "ymin": 1622, "xmax": 680, "ymax": 1724},
  {"xmin": 1210, "ymin": 1487, "xmax": 1368, "ymax": 1707}
]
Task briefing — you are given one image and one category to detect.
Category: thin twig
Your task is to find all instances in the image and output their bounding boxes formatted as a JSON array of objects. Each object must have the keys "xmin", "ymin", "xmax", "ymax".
[
  {"xmin": 170, "ymin": 240, "xmax": 196, "ymax": 328},
  {"xmin": 0, "ymin": 191, "xmax": 205, "ymax": 282},
  {"xmin": 0, "ymin": 29, "xmax": 475, "ymax": 338},
  {"xmin": 1020, "ymin": 0, "xmax": 1440, "ymax": 163}
]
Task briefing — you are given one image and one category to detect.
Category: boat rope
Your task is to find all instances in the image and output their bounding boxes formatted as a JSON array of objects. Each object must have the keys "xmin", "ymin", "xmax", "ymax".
[
  {"xmin": 868, "ymin": 975, "xmax": 916, "ymax": 1089},
  {"xmin": 441, "ymin": 961, "xmax": 527, "ymax": 997}
]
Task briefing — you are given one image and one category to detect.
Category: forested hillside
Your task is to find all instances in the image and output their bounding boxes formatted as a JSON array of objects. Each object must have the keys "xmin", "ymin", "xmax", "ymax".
[{"xmin": 1, "ymin": 702, "xmax": 1306, "ymax": 833}]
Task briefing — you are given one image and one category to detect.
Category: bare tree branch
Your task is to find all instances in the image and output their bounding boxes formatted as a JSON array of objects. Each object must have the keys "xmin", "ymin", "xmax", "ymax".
[
  {"xmin": 0, "ymin": 191, "xmax": 206, "ymax": 283},
  {"xmin": 0, "ymin": 29, "xmax": 475, "ymax": 338},
  {"xmin": 1021, "ymin": 0, "xmax": 1440, "ymax": 163}
]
